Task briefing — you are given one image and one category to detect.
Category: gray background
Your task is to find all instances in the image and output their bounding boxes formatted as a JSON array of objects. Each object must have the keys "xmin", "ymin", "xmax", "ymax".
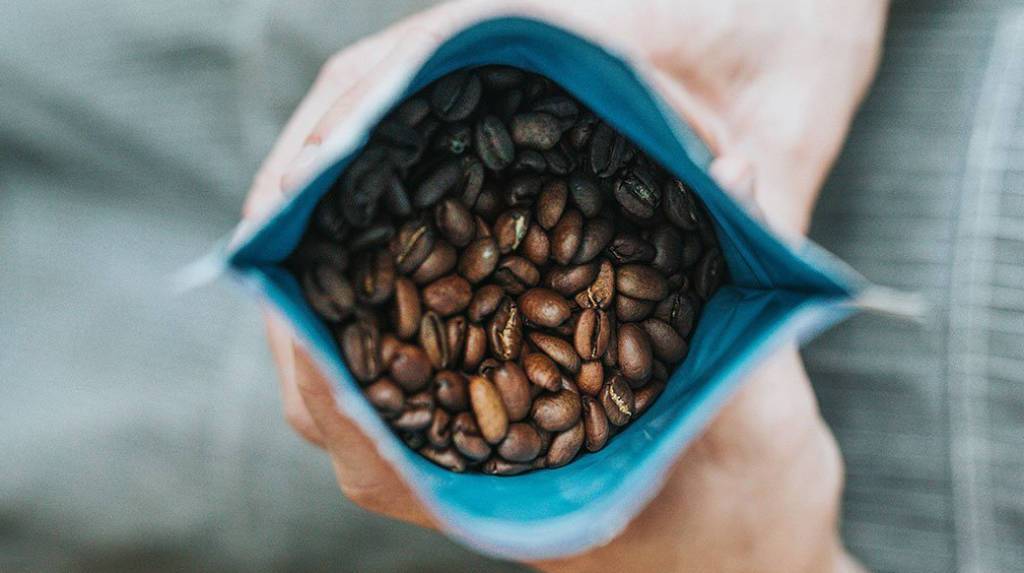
[{"xmin": 1, "ymin": 1, "xmax": 1022, "ymax": 572}]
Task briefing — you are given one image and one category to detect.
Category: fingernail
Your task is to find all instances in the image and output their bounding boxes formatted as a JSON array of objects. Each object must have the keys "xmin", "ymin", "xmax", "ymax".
[
  {"xmin": 281, "ymin": 142, "xmax": 321, "ymax": 194},
  {"xmin": 709, "ymin": 155, "xmax": 755, "ymax": 198}
]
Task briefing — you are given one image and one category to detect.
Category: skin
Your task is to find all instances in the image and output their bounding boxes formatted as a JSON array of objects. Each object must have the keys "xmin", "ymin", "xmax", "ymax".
[{"xmin": 245, "ymin": 1, "xmax": 889, "ymax": 571}]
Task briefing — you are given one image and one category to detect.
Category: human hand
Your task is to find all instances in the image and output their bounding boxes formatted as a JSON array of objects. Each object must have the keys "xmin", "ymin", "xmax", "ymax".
[{"xmin": 246, "ymin": 1, "xmax": 886, "ymax": 571}]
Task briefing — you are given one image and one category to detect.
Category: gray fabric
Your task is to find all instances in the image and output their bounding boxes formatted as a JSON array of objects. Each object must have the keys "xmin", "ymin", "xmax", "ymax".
[{"xmin": 1, "ymin": 1, "xmax": 1021, "ymax": 572}]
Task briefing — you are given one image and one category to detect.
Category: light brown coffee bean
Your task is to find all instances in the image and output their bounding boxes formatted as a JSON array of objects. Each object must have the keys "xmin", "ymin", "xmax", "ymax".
[
  {"xmin": 493, "ymin": 208, "xmax": 531, "ymax": 254},
  {"xmin": 616, "ymin": 294, "xmax": 655, "ymax": 322},
  {"xmin": 600, "ymin": 373, "xmax": 635, "ymax": 426},
  {"xmin": 446, "ymin": 316, "xmax": 468, "ymax": 366},
  {"xmin": 364, "ymin": 378, "xmax": 404, "ymax": 418},
  {"xmin": 340, "ymin": 319, "xmax": 381, "ymax": 383},
  {"xmin": 463, "ymin": 323, "xmax": 487, "ymax": 371},
  {"xmin": 536, "ymin": 180, "xmax": 568, "ymax": 230},
  {"xmin": 452, "ymin": 412, "xmax": 492, "ymax": 460},
  {"xmin": 582, "ymin": 396, "xmax": 609, "ymax": 451},
  {"xmin": 427, "ymin": 408, "xmax": 452, "ymax": 448},
  {"xmin": 607, "ymin": 232, "xmax": 655, "ymax": 265},
  {"xmin": 422, "ymin": 274, "xmax": 472, "ymax": 316},
  {"xmin": 498, "ymin": 422, "xmax": 543, "ymax": 462},
  {"xmin": 576, "ymin": 360, "xmax": 604, "ymax": 396},
  {"xmin": 481, "ymin": 457, "xmax": 532, "ymax": 476},
  {"xmin": 435, "ymin": 370, "xmax": 469, "ymax": 412},
  {"xmin": 420, "ymin": 446, "xmax": 467, "ymax": 472},
  {"xmin": 574, "ymin": 308, "xmax": 611, "ymax": 361},
  {"xmin": 458, "ymin": 237, "xmax": 499, "ymax": 283},
  {"xmin": 546, "ymin": 262, "xmax": 599, "ymax": 295},
  {"xmin": 641, "ymin": 318, "xmax": 688, "ymax": 363},
  {"xmin": 389, "ymin": 343, "xmax": 432, "ymax": 392},
  {"xmin": 391, "ymin": 278, "xmax": 421, "ymax": 339},
  {"xmin": 523, "ymin": 352, "xmax": 562, "ymax": 392},
  {"xmin": 380, "ymin": 333, "xmax": 401, "ymax": 369},
  {"xmin": 519, "ymin": 288, "xmax": 572, "ymax": 328},
  {"xmin": 574, "ymin": 259, "xmax": 614, "ymax": 309},
  {"xmin": 634, "ymin": 379, "xmax": 666, "ymax": 416},
  {"xmin": 493, "ymin": 256, "xmax": 540, "ymax": 295},
  {"xmin": 616, "ymin": 264, "xmax": 668, "ymax": 301},
  {"xmin": 411, "ymin": 240, "xmax": 457, "ymax": 284},
  {"xmin": 550, "ymin": 208, "xmax": 583, "ymax": 265},
  {"xmin": 390, "ymin": 218, "xmax": 435, "ymax": 274},
  {"xmin": 545, "ymin": 420, "xmax": 584, "ymax": 468},
  {"xmin": 528, "ymin": 332, "xmax": 581, "ymax": 374},
  {"xmin": 467, "ymin": 284, "xmax": 504, "ymax": 323},
  {"xmin": 418, "ymin": 311, "xmax": 449, "ymax": 369},
  {"xmin": 488, "ymin": 297, "xmax": 524, "ymax": 361},
  {"xmin": 521, "ymin": 223, "xmax": 550, "ymax": 266},
  {"xmin": 489, "ymin": 361, "xmax": 532, "ymax": 422},
  {"xmin": 618, "ymin": 323, "xmax": 653, "ymax": 384},
  {"xmin": 469, "ymin": 375, "xmax": 509, "ymax": 444},
  {"xmin": 393, "ymin": 391, "xmax": 434, "ymax": 431},
  {"xmin": 531, "ymin": 389, "xmax": 582, "ymax": 432},
  {"xmin": 434, "ymin": 197, "xmax": 476, "ymax": 247},
  {"xmin": 301, "ymin": 264, "xmax": 355, "ymax": 322},
  {"xmin": 473, "ymin": 186, "xmax": 503, "ymax": 220}
]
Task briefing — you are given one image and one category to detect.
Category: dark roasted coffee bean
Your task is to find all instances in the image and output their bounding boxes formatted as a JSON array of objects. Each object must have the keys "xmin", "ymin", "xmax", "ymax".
[
  {"xmin": 574, "ymin": 259, "xmax": 614, "ymax": 310},
  {"xmin": 435, "ymin": 370, "xmax": 469, "ymax": 412},
  {"xmin": 654, "ymin": 291, "xmax": 697, "ymax": 337},
  {"xmin": 445, "ymin": 316, "xmax": 468, "ymax": 366},
  {"xmin": 511, "ymin": 149, "xmax": 547, "ymax": 173},
  {"xmin": 376, "ymin": 119, "xmax": 425, "ymax": 168},
  {"xmin": 469, "ymin": 375, "xmax": 509, "ymax": 444},
  {"xmin": 419, "ymin": 311, "xmax": 448, "ymax": 368},
  {"xmin": 550, "ymin": 208, "xmax": 583, "ymax": 265},
  {"xmin": 339, "ymin": 152, "xmax": 390, "ymax": 228},
  {"xmin": 680, "ymin": 232, "xmax": 703, "ymax": 271},
  {"xmin": 634, "ymin": 379, "xmax": 666, "ymax": 416},
  {"xmin": 523, "ymin": 75, "xmax": 549, "ymax": 101},
  {"xmin": 411, "ymin": 240, "xmax": 457, "ymax": 284},
  {"xmin": 582, "ymin": 396, "xmax": 609, "ymax": 451},
  {"xmin": 574, "ymin": 308, "xmax": 611, "ymax": 361},
  {"xmin": 493, "ymin": 208, "xmax": 531, "ymax": 254},
  {"xmin": 531, "ymin": 388, "xmax": 582, "ymax": 432},
  {"xmin": 600, "ymin": 374, "xmax": 635, "ymax": 426},
  {"xmin": 390, "ymin": 343, "xmax": 432, "ymax": 392},
  {"xmin": 505, "ymin": 174, "xmax": 544, "ymax": 207},
  {"xmin": 641, "ymin": 318, "xmax": 688, "ymax": 363},
  {"xmin": 489, "ymin": 361, "xmax": 531, "ymax": 421},
  {"xmin": 422, "ymin": 274, "xmax": 472, "ymax": 317},
  {"xmin": 383, "ymin": 175, "xmax": 414, "ymax": 217},
  {"xmin": 567, "ymin": 173, "xmax": 604, "ymax": 218},
  {"xmin": 391, "ymin": 277, "xmax": 421, "ymax": 339},
  {"xmin": 616, "ymin": 294, "xmax": 654, "ymax": 322},
  {"xmin": 427, "ymin": 408, "xmax": 452, "ymax": 448},
  {"xmin": 467, "ymin": 284, "xmax": 504, "ymax": 322},
  {"xmin": 463, "ymin": 323, "xmax": 487, "ymax": 371},
  {"xmin": 531, "ymin": 95, "xmax": 578, "ymax": 129},
  {"xmin": 420, "ymin": 446, "xmax": 467, "ymax": 472},
  {"xmin": 663, "ymin": 179, "xmax": 700, "ymax": 230},
  {"xmin": 545, "ymin": 420, "xmax": 584, "ymax": 468},
  {"xmin": 488, "ymin": 297, "xmax": 523, "ymax": 361},
  {"xmin": 493, "ymin": 256, "xmax": 540, "ymax": 295},
  {"xmin": 301, "ymin": 264, "xmax": 355, "ymax": 322},
  {"xmin": 498, "ymin": 423, "xmax": 543, "ymax": 462},
  {"xmin": 413, "ymin": 159, "xmax": 461, "ymax": 208},
  {"xmin": 430, "ymin": 71, "xmax": 482, "ymax": 121},
  {"xmin": 519, "ymin": 287, "xmax": 572, "ymax": 328},
  {"xmin": 434, "ymin": 197, "xmax": 475, "ymax": 247},
  {"xmin": 452, "ymin": 412, "xmax": 492, "ymax": 460},
  {"xmin": 522, "ymin": 223, "xmax": 550, "ymax": 266},
  {"xmin": 392, "ymin": 97, "xmax": 431, "ymax": 127},
  {"xmin": 474, "ymin": 115, "xmax": 515, "ymax": 170},
  {"xmin": 572, "ymin": 218, "xmax": 615, "ymax": 264},
  {"xmin": 542, "ymin": 144, "xmax": 576, "ymax": 176},
  {"xmin": 617, "ymin": 264, "xmax": 668, "ymax": 301},
  {"xmin": 402, "ymin": 431, "xmax": 427, "ymax": 450},
  {"xmin": 546, "ymin": 262, "xmax": 599, "ymax": 296},
  {"xmin": 433, "ymin": 122, "xmax": 472, "ymax": 155},
  {"xmin": 481, "ymin": 457, "xmax": 532, "ymax": 476},
  {"xmin": 364, "ymin": 378, "xmax": 404, "ymax": 418},
  {"xmin": 459, "ymin": 237, "xmax": 499, "ymax": 283},
  {"xmin": 694, "ymin": 248, "xmax": 725, "ymax": 300},
  {"xmin": 614, "ymin": 167, "xmax": 661, "ymax": 219},
  {"xmin": 497, "ymin": 89, "xmax": 525, "ymax": 118},
  {"xmin": 589, "ymin": 122, "xmax": 627, "ymax": 178},
  {"xmin": 649, "ymin": 225, "xmax": 685, "ymax": 275},
  {"xmin": 523, "ymin": 352, "xmax": 562, "ymax": 392},
  {"xmin": 576, "ymin": 360, "xmax": 604, "ymax": 396},
  {"xmin": 479, "ymin": 65, "xmax": 524, "ymax": 90},
  {"xmin": 651, "ymin": 359, "xmax": 669, "ymax": 382},
  {"xmin": 618, "ymin": 323, "xmax": 653, "ymax": 384},
  {"xmin": 353, "ymin": 250, "xmax": 396, "ymax": 304},
  {"xmin": 536, "ymin": 179, "xmax": 568, "ymax": 230},
  {"xmin": 607, "ymin": 232, "xmax": 656, "ymax": 264},
  {"xmin": 291, "ymin": 237, "xmax": 350, "ymax": 270},
  {"xmin": 510, "ymin": 112, "xmax": 561, "ymax": 150},
  {"xmin": 350, "ymin": 222, "xmax": 396, "ymax": 252},
  {"xmin": 459, "ymin": 156, "xmax": 485, "ymax": 207},
  {"xmin": 528, "ymin": 332, "xmax": 581, "ymax": 374},
  {"xmin": 390, "ymin": 217, "xmax": 435, "ymax": 274},
  {"xmin": 567, "ymin": 111, "xmax": 597, "ymax": 149}
]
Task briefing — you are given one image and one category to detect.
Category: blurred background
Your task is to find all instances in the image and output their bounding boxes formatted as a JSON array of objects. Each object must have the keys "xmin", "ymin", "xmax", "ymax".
[{"xmin": 2, "ymin": 1, "xmax": 1022, "ymax": 572}]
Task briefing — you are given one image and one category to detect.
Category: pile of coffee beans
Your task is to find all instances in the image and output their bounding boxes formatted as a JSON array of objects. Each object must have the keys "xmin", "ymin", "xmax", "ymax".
[{"xmin": 289, "ymin": 66, "xmax": 726, "ymax": 475}]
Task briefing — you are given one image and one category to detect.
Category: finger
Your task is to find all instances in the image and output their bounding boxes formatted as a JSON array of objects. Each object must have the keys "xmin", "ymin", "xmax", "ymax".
[{"xmin": 263, "ymin": 310, "xmax": 325, "ymax": 448}]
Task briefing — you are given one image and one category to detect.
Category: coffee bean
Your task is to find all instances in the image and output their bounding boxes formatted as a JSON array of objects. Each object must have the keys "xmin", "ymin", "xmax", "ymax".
[
  {"xmin": 545, "ymin": 420, "xmax": 584, "ymax": 468},
  {"xmin": 523, "ymin": 352, "xmax": 562, "ymax": 392},
  {"xmin": 446, "ymin": 316, "xmax": 468, "ymax": 366},
  {"xmin": 427, "ymin": 408, "xmax": 452, "ymax": 448},
  {"xmin": 481, "ymin": 457, "xmax": 532, "ymax": 476},
  {"xmin": 680, "ymin": 232, "xmax": 703, "ymax": 271},
  {"xmin": 463, "ymin": 323, "xmax": 487, "ymax": 371},
  {"xmin": 468, "ymin": 284, "xmax": 504, "ymax": 322},
  {"xmin": 301, "ymin": 264, "xmax": 355, "ymax": 322},
  {"xmin": 414, "ymin": 159, "xmax": 462, "ymax": 209},
  {"xmin": 607, "ymin": 232, "xmax": 655, "ymax": 265},
  {"xmin": 654, "ymin": 291, "xmax": 696, "ymax": 339},
  {"xmin": 418, "ymin": 311, "xmax": 449, "ymax": 369},
  {"xmin": 379, "ymin": 333, "xmax": 401, "ymax": 369},
  {"xmin": 641, "ymin": 318, "xmax": 688, "ymax": 363},
  {"xmin": 663, "ymin": 179, "xmax": 700, "ymax": 230},
  {"xmin": 522, "ymin": 223, "xmax": 550, "ymax": 266},
  {"xmin": 430, "ymin": 71, "xmax": 482, "ymax": 121},
  {"xmin": 479, "ymin": 65, "xmax": 524, "ymax": 90},
  {"xmin": 459, "ymin": 157, "xmax": 486, "ymax": 207},
  {"xmin": 433, "ymin": 122, "xmax": 473, "ymax": 155},
  {"xmin": 614, "ymin": 167, "xmax": 661, "ymax": 219},
  {"xmin": 291, "ymin": 237, "xmax": 350, "ymax": 270},
  {"xmin": 531, "ymin": 388, "xmax": 582, "ymax": 432},
  {"xmin": 452, "ymin": 412, "xmax": 492, "ymax": 460},
  {"xmin": 574, "ymin": 308, "xmax": 611, "ymax": 361},
  {"xmin": 582, "ymin": 396, "xmax": 609, "ymax": 451},
  {"xmin": 389, "ymin": 343, "xmax": 432, "ymax": 392},
  {"xmin": 530, "ymin": 95, "xmax": 579, "ymax": 128},
  {"xmin": 350, "ymin": 222, "xmax": 396, "ymax": 252},
  {"xmin": 510, "ymin": 112, "xmax": 562, "ymax": 150},
  {"xmin": 650, "ymin": 225, "xmax": 685, "ymax": 275},
  {"xmin": 542, "ymin": 144, "xmax": 576, "ymax": 175},
  {"xmin": 651, "ymin": 359, "xmax": 669, "ymax": 383},
  {"xmin": 411, "ymin": 240, "xmax": 457, "ymax": 284},
  {"xmin": 459, "ymin": 237, "xmax": 499, "ymax": 283},
  {"xmin": 392, "ymin": 97, "xmax": 431, "ymax": 127},
  {"xmin": 435, "ymin": 370, "xmax": 469, "ymax": 412},
  {"xmin": 383, "ymin": 175, "xmax": 414, "ymax": 217},
  {"xmin": 536, "ymin": 180, "xmax": 568, "ymax": 229},
  {"xmin": 617, "ymin": 323, "xmax": 653, "ymax": 384},
  {"xmin": 364, "ymin": 378, "xmax": 404, "ymax": 418},
  {"xmin": 600, "ymin": 373, "xmax": 635, "ymax": 426},
  {"xmin": 602, "ymin": 313, "xmax": 619, "ymax": 368},
  {"xmin": 616, "ymin": 264, "xmax": 668, "ymax": 301},
  {"xmin": 494, "ymin": 208, "xmax": 531, "ymax": 253},
  {"xmin": 694, "ymin": 248, "xmax": 725, "ymax": 300},
  {"xmin": 393, "ymin": 391, "xmax": 434, "ymax": 431},
  {"xmin": 546, "ymin": 262, "xmax": 599, "ymax": 296},
  {"xmin": 589, "ymin": 122, "xmax": 627, "ymax": 178},
  {"xmin": 354, "ymin": 249, "xmax": 396, "ymax": 304},
  {"xmin": 489, "ymin": 361, "xmax": 532, "ymax": 421},
  {"xmin": 420, "ymin": 445, "xmax": 467, "ymax": 472},
  {"xmin": 402, "ymin": 431, "xmax": 427, "ymax": 450},
  {"xmin": 505, "ymin": 174, "xmax": 544, "ymax": 207},
  {"xmin": 528, "ymin": 332, "xmax": 581, "ymax": 374},
  {"xmin": 550, "ymin": 208, "xmax": 584, "ymax": 266},
  {"xmin": 519, "ymin": 288, "xmax": 572, "ymax": 328},
  {"xmin": 488, "ymin": 297, "xmax": 523, "ymax": 361},
  {"xmin": 634, "ymin": 379, "xmax": 666, "ymax": 416},
  {"xmin": 576, "ymin": 360, "xmax": 604, "ymax": 396},
  {"xmin": 574, "ymin": 259, "xmax": 615, "ymax": 309},
  {"xmin": 474, "ymin": 115, "xmax": 514, "ymax": 170},
  {"xmin": 472, "ymin": 186, "xmax": 502, "ymax": 221},
  {"xmin": 390, "ymin": 217, "xmax": 435, "ymax": 274},
  {"xmin": 392, "ymin": 278, "xmax": 421, "ymax": 339},
  {"xmin": 493, "ymin": 256, "xmax": 540, "ymax": 295},
  {"xmin": 422, "ymin": 274, "xmax": 472, "ymax": 316},
  {"xmin": 340, "ymin": 319, "xmax": 381, "ymax": 383},
  {"xmin": 568, "ymin": 111, "xmax": 597, "ymax": 149},
  {"xmin": 469, "ymin": 375, "xmax": 509, "ymax": 444},
  {"xmin": 511, "ymin": 149, "xmax": 547, "ymax": 173},
  {"xmin": 434, "ymin": 198, "xmax": 476, "ymax": 247},
  {"xmin": 497, "ymin": 423, "xmax": 543, "ymax": 462},
  {"xmin": 376, "ymin": 119, "xmax": 426, "ymax": 168},
  {"xmin": 615, "ymin": 294, "xmax": 654, "ymax": 322},
  {"xmin": 572, "ymin": 217, "xmax": 615, "ymax": 264},
  {"xmin": 568, "ymin": 173, "xmax": 604, "ymax": 218}
]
